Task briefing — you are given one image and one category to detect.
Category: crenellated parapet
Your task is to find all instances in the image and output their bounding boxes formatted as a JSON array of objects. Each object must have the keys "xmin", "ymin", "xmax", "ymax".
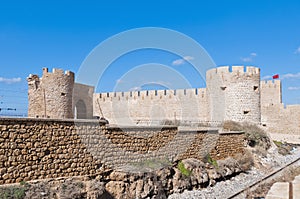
[
  {"xmin": 261, "ymin": 79, "xmax": 281, "ymax": 88},
  {"xmin": 96, "ymin": 88, "xmax": 207, "ymax": 101},
  {"xmin": 206, "ymin": 65, "xmax": 260, "ymax": 79}
]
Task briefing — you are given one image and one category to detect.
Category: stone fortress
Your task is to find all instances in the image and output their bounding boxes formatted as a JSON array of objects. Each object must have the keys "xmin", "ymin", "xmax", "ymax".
[
  {"xmin": 1, "ymin": 65, "xmax": 298, "ymax": 186},
  {"xmin": 27, "ymin": 66, "xmax": 300, "ymax": 138}
]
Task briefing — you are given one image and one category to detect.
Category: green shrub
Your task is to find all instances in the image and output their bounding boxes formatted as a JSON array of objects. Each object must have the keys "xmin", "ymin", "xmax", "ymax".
[
  {"xmin": 273, "ymin": 140, "xmax": 292, "ymax": 155},
  {"xmin": 273, "ymin": 140, "xmax": 283, "ymax": 147},
  {"xmin": 204, "ymin": 154, "xmax": 218, "ymax": 168},
  {"xmin": 177, "ymin": 161, "xmax": 192, "ymax": 177}
]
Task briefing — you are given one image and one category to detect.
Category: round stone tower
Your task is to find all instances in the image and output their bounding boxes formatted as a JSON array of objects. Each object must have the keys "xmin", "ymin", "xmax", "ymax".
[
  {"xmin": 206, "ymin": 66, "xmax": 261, "ymax": 124},
  {"xmin": 27, "ymin": 68, "xmax": 75, "ymax": 119}
]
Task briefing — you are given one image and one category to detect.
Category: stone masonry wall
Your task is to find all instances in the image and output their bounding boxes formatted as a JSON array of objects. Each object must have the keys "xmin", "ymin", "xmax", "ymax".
[
  {"xmin": 261, "ymin": 80, "xmax": 300, "ymax": 135},
  {"xmin": 94, "ymin": 66, "xmax": 261, "ymax": 125},
  {"xmin": 27, "ymin": 68, "xmax": 74, "ymax": 119},
  {"xmin": 260, "ymin": 80, "xmax": 282, "ymax": 106},
  {"xmin": 261, "ymin": 104, "xmax": 300, "ymax": 135},
  {"xmin": 73, "ymin": 83, "xmax": 94, "ymax": 119},
  {"xmin": 0, "ymin": 118, "xmax": 244, "ymax": 185},
  {"xmin": 178, "ymin": 130, "xmax": 245, "ymax": 161},
  {"xmin": 94, "ymin": 88, "xmax": 208, "ymax": 125},
  {"xmin": 206, "ymin": 66, "xmax": 261, "ymax": 124}
]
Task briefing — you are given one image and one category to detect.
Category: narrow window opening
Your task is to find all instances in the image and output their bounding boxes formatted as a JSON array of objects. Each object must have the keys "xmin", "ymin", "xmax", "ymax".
[
  {"xmin": 184, "ymin": 89, "xmax": 186, "ymax": 95},
  {"xmin": 220, "ymin": 86, "xmax": 227, "ymax": 90},
  {"xmin": 138, "ymin": 91, "xmax": 140, "ymax": 97},
  {"xmin": 195, "ymin": 89, "xmax": 198, "ymax": 95},
  {"xmin": 61, "ymin": 92, "xmax": 66, "ymax": 96},
  {"xmin": 253, "ymin": 86, "xmax": 259, "ymax": 91},
  {"xmin": 164, "ymin": 90, "xmax": 167, "ymax": 95},
  {"xmin": 155, "ymin": 90, "xmax": 157, "ymax": 96},
  {"xmin": 107, "ymin": 93, "xmax": 109, "ymax": 97},
  {"xmin": 174, "ymin": 90, "xmax": 176, "ymax": 96},
  {"xmin": 243, "ymin": 110, "xmax": 250, "ymax": 115}
]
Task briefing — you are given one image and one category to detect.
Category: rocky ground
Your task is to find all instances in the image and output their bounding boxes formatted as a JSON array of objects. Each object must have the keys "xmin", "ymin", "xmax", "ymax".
[
  {"xmin": 1, "ymin": 148, "xmax": 299, "ymax": 199},
  {"xmin": 0, "ymin": 152, "xmax": 254, "ymax": 199},
  {"xmin": 168, "ymin": 145, "xmax": 300, "ymax": 199}
]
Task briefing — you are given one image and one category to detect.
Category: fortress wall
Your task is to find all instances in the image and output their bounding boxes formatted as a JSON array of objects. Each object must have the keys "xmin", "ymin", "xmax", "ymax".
[
  {"xmin": 73, "ymin": 83, "xmax": 95, "ymax": 119},
  {"xmin": 27, "ymin": 68, "xmax": 75, "ymax": 119},
  {"xmin": 260, "ymin": 79, "xmax": 300, "ymax": 135},
  {"xmin": 0, "ymin": 118, "xmax": 244, "ymax": 185},
  {"xmin": 93, "ymin": 88, "xmax": 209, "ymax": 125},
  {"xmin": 262, "ymin": 104, "xmax": 300, "ymax": 135},
  {"xmin": 206, "ymin": 66, "xmax": 261, "ymax": 123},
  {"xmin": 260, "ymin": 80, "xmax": 282, "ymax": 106}
]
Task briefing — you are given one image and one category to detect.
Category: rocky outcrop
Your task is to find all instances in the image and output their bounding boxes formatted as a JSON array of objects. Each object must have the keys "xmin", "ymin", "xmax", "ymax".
[{"xmin": 0, "ymin": 156, "xmax": 253, "ymax": 199}]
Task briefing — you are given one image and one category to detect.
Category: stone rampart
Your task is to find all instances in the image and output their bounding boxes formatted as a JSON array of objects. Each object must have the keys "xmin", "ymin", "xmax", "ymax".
[
  {"xmin": 0, "ymin": 118, "xmax": 245, "ymax": 185},
  {"xmin": 93, "ymin": 88, "xmax": 208, "ymax": 125}
]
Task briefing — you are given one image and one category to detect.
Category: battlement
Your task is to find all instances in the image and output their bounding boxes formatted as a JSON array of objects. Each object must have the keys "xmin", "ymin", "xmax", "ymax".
[
  {"xmin": 27, "ymin": 68, "xmax": 75, "ymax": 119},
  {"xmin": 27, "ymin": 74, "xmax": 40, "ymax": 81},
  {"xmin": 261, "ymin": 79, "xmax": 281, "ymax": 88},
  {"xmin": 42, "ymin": 67, "xmax": 74, "ymax": 77},
  {"xmin": 96, "ymin": 88, "xmax": 207, "ymax": 100},
  {"xmin": 206, "ymin": 66, "xmax": 260, "ymax": 77}
]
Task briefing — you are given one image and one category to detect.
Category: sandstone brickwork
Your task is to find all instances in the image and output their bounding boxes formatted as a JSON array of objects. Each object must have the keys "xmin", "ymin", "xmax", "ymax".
[
  {"xmin": 27, "ymin": 68, "xmax": 75, "ymax": 119},
  {"xmin": 206, "ymin": 66, "xmax": 261, "ymax": 124},
  {"xmin": 27, "ymin": 66, "xmax": 300, "ymax": 143},
  {"xmin": 261, "ymin": 80, "xmax": 300, "ymax": 135},
  {"xmin": 27, "ymin": 68, "xmax": 94, "ymax": 119},
  {"xmin": 94, "ymin": 66, "xmax": 261, "ymax": 125},
  {"xmin": 0, "ymin": 118, "xmax": 244, "ymax": 185},
  {"xmin": 94, "ymin": 88, "xmax": 208, "ymax": 125},
  {"xmin": 73, "ymin": 83, "xmax": 94, "ymax": 119}
]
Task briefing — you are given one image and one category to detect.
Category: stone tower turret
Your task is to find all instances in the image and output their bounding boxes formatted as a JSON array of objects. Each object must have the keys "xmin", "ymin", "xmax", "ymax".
[
  {"xmin": 27, "ymin": 68, "xmax": 75, "ymax": 119},
  {"xmin": 206, "ymin": 66, "xmax": 261, "ymax": 123},
  {"xmin": 260, "ymin": 80, "xmax": 282, "ymax": 106}
]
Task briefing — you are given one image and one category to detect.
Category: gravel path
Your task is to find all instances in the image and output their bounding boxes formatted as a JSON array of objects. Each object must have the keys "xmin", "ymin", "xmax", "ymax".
[{"xmin": 168, "ymin": 147, "xmax": 300, "ymax": 199}]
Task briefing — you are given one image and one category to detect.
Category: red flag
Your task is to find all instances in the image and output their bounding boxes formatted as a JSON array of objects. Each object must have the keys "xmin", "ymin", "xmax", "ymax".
[{"xmin": 272, "ymin": 74, "xmax": 279, "ymax": 79}]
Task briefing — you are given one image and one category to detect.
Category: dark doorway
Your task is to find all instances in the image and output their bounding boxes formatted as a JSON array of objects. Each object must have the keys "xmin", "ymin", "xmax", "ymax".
[{"xmin": 75, "ymin": 100, "xmax": 87, "ymax": 119}]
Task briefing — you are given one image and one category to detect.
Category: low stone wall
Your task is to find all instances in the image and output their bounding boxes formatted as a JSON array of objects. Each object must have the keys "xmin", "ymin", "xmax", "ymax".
[
  {"xmin": 0, "ymin": 118, "xmax": 245, "ymax": 185},
  {"xmin": 0, "ymin": 118, "xmax": 104, "ymax": 184},
  {"xmin": 178, "ymin": 130, "xmax": 245, "ymax": 161},
  {"xmin": 210, "ymin": 132, "xmax": 245, "ymax": 160}
]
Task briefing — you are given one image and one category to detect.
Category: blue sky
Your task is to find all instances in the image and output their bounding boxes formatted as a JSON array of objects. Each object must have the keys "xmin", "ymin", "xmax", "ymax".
[{"xmin": 0, "ymin": 0, "xmax": 300, "ymax": 116}]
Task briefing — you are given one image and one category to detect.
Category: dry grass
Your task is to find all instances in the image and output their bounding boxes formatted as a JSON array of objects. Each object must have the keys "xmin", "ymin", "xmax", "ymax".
[
  {"xmin": 223, "ymin": 121, "xmax": 271, "ymax": 152},
  {"xmin": 217, "ymin": 150, "xmax": 254, "ymax": 174}
]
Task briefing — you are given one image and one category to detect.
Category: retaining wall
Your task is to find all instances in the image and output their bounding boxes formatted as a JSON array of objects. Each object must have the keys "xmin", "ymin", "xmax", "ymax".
[{"xmin": 0, "ymin": 118, "xmax": 245, "ymax": 184}]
